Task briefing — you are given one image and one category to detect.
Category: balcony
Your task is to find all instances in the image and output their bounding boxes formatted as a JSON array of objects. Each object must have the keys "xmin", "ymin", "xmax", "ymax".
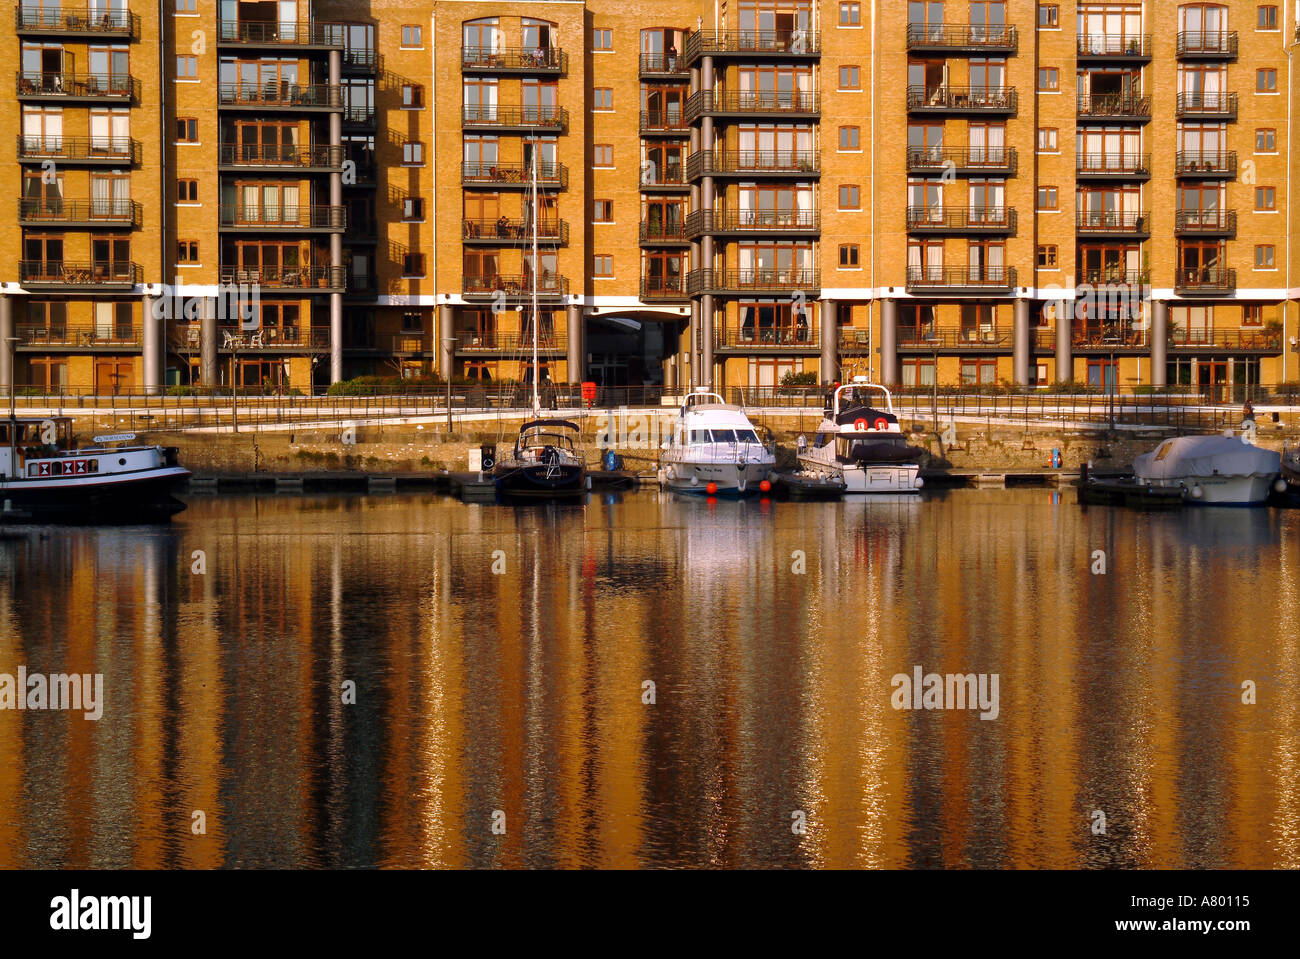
[
  {"xmin": 16, "ymin": 321, "xmax": 140, "ymax": 349},
  {"xmin": 219, "ymin": 143, "xmax": 343, "ymax": 171},
  {"xmin": 687, "ymin": 149, "xmax": 820, "ymax": 178},
  {"xmin": 218, "ymin": 205, "xmax": 347, "ymax": 232},
  {"xmin": 342, "ymin": 48, "xmax": 377, "ymax": 73},
  {"xmin": 461, "ymin": 161, "xmax": 568, "ymax": 190},
  {"xmin": 455, "ymin": 331, "xmax": 566, "ymax": 353},
  {"xmin": 682, "ymin": 30, "xmax": 821, "ymax": 66},
  {"xmin": 1076, "ymin": 270, "xmax": 1150, "ymax": 288},
  {"xmin": 1076, "ymin": 153, "xmax": 1150, "ymax": 179},
  {"xmin": 342, "ymin": 106, "xmax": 375, "ymax": 128},
  {"xmin": 686, "ymin": 269, "xmax": 820, "ymax": 296},
  {"xmin": 640, "ymin": 277, "xmax": 690, "ymax": 301},
  {"xmin": 1175, "ymin": 151, "xmax": 1236, "ymax": 178},
  {"xmin": 896, "ymin": 326, "xmax": 1014, "ymax": 351},
  {"xmin": 1175, "ymin": 267, "xmax": 1236, "ymax": 294},
  {"xmin": 461, "ymin": 105, "xmax": 568, "ymax": 133},
  {"xmin": 16, "ymin": 135, "xmax": 141, "ymax": 166},
  {"xmin": 1176, "ymin": 31, "xmax": 1238, "ymax": 59},
  {"xmin": 907, "ymin": 85, "xmax": 1017, "ymax": 115},
  {"xmin": 639, "ymin": 165, "xmax": 690, "ymax": 191},
  {"xmin": 14, "ymin": 5, "xmax": 140, "ymax": 39},
  {"xmin": 1069, "ymin": 326, "xmax": 1148, "ymax": 352},
  {"xmin": 1176, "ymin": 92, "xmax": 1237, "ymax": 121},
  {"xmin": 906, "ymin": 206, "xmax": 1017, "ymax": 235},
  {"xmin": 684, "ymin": 210, "xmax": 820, "ymax": 238},
  {"xmin": 19, "ymin": 260, "xmax": 141, "ymax": 290},
  {"xmin": 462, "ymin": 218, "xmax": 569, "ymax": 246},
  {"xmin": 685, "ymin": 90, "xmax": 820, "ymax": 122},
  {"xmin": 906, "ymin": 146, "xmax": 1017, "ymax": 176},
  {"xmin": 1075, "ymin": 34, "xmax": 1151, "ymax": 60},
  {"xmin": 461, "ymin": 46, "xmax": 567, "ymax": 75},
  {"xmin": 639, "ymin": 220, "xmax": 690, "ymax": 245},
  {"xmin": 905, "ymin": 23, "xmax": 1018, "ymax": 54},
  {"xmin": 1174, "ymin": 210, "xmax": 1236, "ymax": 237},
  {"xmin": 18, "ymin": 198, "xmax": 141, "ymax": 227},
  {"xmin": 715, "ymin": 325, "xmax": 820, "ymax": 351},
  {"xmin": 905, "ymin": 266, "xmax": 1016, "ymax": 292},
  {"xmin": 216, "ymin": 19, "xmax": 344, "ymax": 48},
  {"xmin": 16, "ymin": 71, "xmax": 139, "ymax": 102},
  {"xmin": 839, "ymin": 327, "xmax": 872, "ymax": 353},
  {"xmin": 217, "ymin": 83, "xmax": 343, "ymax": 111},
  {"xmin": 462, "ymin": 274, "xmax": 569, "ymax": 299},
  {"xmin": 1075, "ymin": 210, "xmax": 1150, "ymax": 238},
  {"xmin": 1076, "ymin": 94, "xmax": 1150, "ymax": 122},
  {"xmin": 639, "ymin": 110, "xmax": 691, "ymax": 136},
  {"xmin": 208, "ymin": 326, "xmax": 332, "ymax": 351},
  {"xmin": 219, "ymin": 265, "xmax": 347, "ymax": 292},
  {"xmin": 1169, "ymin": 329, "xmax": 1280, "ymax": 352},
  {"xmin": 640, "ymin": 53, "xmax": 690, "ymax": 80}
]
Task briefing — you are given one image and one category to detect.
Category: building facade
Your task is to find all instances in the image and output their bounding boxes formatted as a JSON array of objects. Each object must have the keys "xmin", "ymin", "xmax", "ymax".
[{"xmin": 1, "ymin": 0, "xmax": 1297, "ymax": 398}]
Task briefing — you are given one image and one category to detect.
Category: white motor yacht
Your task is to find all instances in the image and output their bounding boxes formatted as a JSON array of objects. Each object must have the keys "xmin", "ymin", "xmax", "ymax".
[
  {"xmin": 657, "ymin": 390, "xmax": 776, "ymax": 496},
  {"xmin": 799, "ymin": 379, "xmax": 925, "ymax": 494}
]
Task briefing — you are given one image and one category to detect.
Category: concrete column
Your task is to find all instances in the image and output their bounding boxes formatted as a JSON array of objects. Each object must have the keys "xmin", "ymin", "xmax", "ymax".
[
  {"xmin": 688, "ymin": 300, "xmax": 700, "ymax": 387},
  {"xmin": 1013, "ymin": 297, "xmax": 1030, "ymax": 386},
  {"xmin": 1150, "ymin": 299, "xmax": 1168, "ymax": 387},
  {"xmin": 438, "ymin": 304, "xmax": 455, "ymax": 380},
  {"xmin": 820, "ymin": 298, "xmax": 838, "ymax": 383},
  {"xmin": 880, "ymin": 298, "xmax": 899, "ymax": 385},
  {"xmin": 0, "ymin": 295, "xmax": 13, "ymax": 395},
  {"xmin": 701, "ymin": 294, "xmax": 715, "ymax": 388},
  {"xmin": 142, "ymin": 294, "xmax": 161, "ymax": 395},
  {"xmin": 329, "ymin": 293, "xmax": 343, "ymax": 383},
  {"xmin": 566, "ymin": 304, "xmax": 584, "ymax": 383},
  {"xmin": 329, "ymin": 49, "xmax": 344, "ymax": 384},
  {"xmin": 200, "ymin": 296, "xmax": 218, "ymax": 387},
  {"xmin": 1055, "ymin": 297, "xmax": 1072, "ymax": 384}
]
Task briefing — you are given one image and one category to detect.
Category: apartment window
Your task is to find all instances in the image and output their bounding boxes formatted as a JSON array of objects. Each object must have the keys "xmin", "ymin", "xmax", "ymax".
[
  {"xmin": 176, "ymin": 117, "xmax": 198, "ymax": 142},
  {"xmin": 1244, "ymin": 304, "xmax": 1264, "ymax": 326},
  {"xmin": 1037, "ymin": 186, "xmax": 1058, "ymax": 210},
  {"xmin": 593, "ymin": 88, "xmax": 613, "ymax": 110},
  {"xmin": 839, "ymin": 2, "xmax": 861, "ymax": 25},
  {"xmin": 177, "ymin": 179, "xmax": 198, "ymax": 202},
  {"xmin": 593, "ymin": 200, "xmax": 613, "ymax": 222},
  {"xmin": 1257, "ymin": 69, "xmax": 1278, "ymax": 93},
  {"xmin": 1038, "ymin": 68, "xmax": 1059, "ymax": 91},
  {"xmin": 1257, "ymin": 129, "xmax": 1277, "ymax": 152},
  {"xmin": 401, "ymin": 25, "xmax": 422, "ymax": 48},
  {"xmin": 402, "ymin": 85, "xmax": 424, "ymax": 109},
  {"xmin": 402, "ymin": 312, "xmax": 422, "ymax": 332},
  {"xmin": 592, "ymin": 29, "xmax": 613, "ymax": 51},
  {"xmin": 1255, "ymin": 245, "xmax": 1276, "ymax": 268},
  {"xmin": 1038, "ymin": 4, "xmax": 1060, "ymax": 28},
  {"xmin": 593, "ymin": 144, "xmax": 613, "ymax": 166},
  {"xmin": 174, "ymin": 0, "xmax": 196, "ymax": 11},
  {"xmin": 403, "ymin": 197, "xmax": 425, "ymax": 220},
  {"xmin": 176, "ymin": 56, "xmax": 197, "ymax": 79},
  {"xmin": 593, "ymin": 255, "xmax": 614, "ymax": 277},
  {"xmin": 178, "ymin": 241, "xmax": 198, "ymax": 263},
  {"xmin": 1038, "ymin": 245, "xmax": 1058, "ymax": 268},
  {"xmin": 839, "ymin": 126, "xmax": 860, "ymax": 150},
  {"xmin": 839, "ymin": 245, "xmax": 860, "ymax": 268},
  {"xmin": 402, "ymin": 253, "xmax": 426, "ymax": 276},
  {"xmin": 1258, "ymin": 5, "xmax": 1279, "ymax": 29},
  {"xmin": 839, "ymin": 66, "xmax": 860, "ymax": 89},
  {"xmin": 402, "ymin": 142, "xmax": 425, "ymax": 165},
  {"xmin": 1037, "ymin": 128, "xmax": 1058, "ymax": 152},
  {"xmin": 837, "ymin": 303, "xmax": 853, "ymax": 325},
  {"xmin": 839, "ymin": 184, "xmax": 860, "ymax": 209},
  {"xmin": 1255, "ymin": 186, "xmax": 1277, "ymax": 210}
]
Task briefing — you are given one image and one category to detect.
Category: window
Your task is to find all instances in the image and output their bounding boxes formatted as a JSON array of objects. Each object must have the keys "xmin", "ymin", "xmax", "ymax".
[
  {"xmin": 593, "ymin": 255, "xmax": 613, "ymax": 277},
  {"xmin": 403, "ymin": 198, "xmax": 425, "ymax": 220},
  {"xmin": 1255, "ymin": 186, "xmax": 1277, "ymax": 210},
  {"xmin": 1255, "ymin": 245, "xmax": 1276, "ymax": 268},
  {"xmin": 402, "ymin": 85, "xmax": 424, "ymax": 109},
  {"xmin": 177, "ymin": 179, "xmax": 198, "ymax": 202},
  {"xmin": 178, "ymin": 241, "xmax": 198, "ymax": 262},
  {"xmin": 839, "ymin": 245, "xmax": 860, "ymax": 268},
  {"xmin": 839, "ymin": 184, "xmax": 860, "ymax": 209},
  {"xmin": 1038, "ymin": 4, "xmax": 1059, "ymax": 28},
  {"xmin": 592, "ymin": 29, "xmax": 613, "ymax": 51},
  {"xmin": 839, "ymin": 126, "xmax": 860, "ymax": 150},
  {"xmin": 1037, "ymin": 186, "xmax": 1058, "ymax": 210},
  {"xmin": 174, "ymin": 0, "xmax": 196, "ymax": 11},
  {"xmin": 839, "ymin": 2, "xmax": 861, "ymax": 25},
  {"xmin": 1257, "ymin": 69, "xmax": 1278, "ymax": 93},
  {"xmin": 1244, "ymin": 304, "xmax": 1264, "ymax": 326},
  {"xmin": 593, "ymin": 144, "xmax": 613, "ymax": 166},
  {"xmin": 839, "ymin": 66, "xmax": 860, "ymax": 89},
  {"xmin": 593, "ymin": 88, "xmax": 613, "ymax": 110},
  {"xmin": 402, "ymin": 253, "xmax": 426, "ymax": 276},
  {"xmin": 402, "ymin": 142, "xmax": 424, "ymax": 165},
  {"xmin": 1038, "ymin": 245, "xmax": 1058, "ymax": 268},
  {"xmin": 837, "ymin": 303, "xmax": 853, "ymax": 325},
  {"xmin": 1255, "ymin": 128, "xmax": 1277, "ymax": 152},
  {"xmin": 1038, "ymin": 68, "xmax": 1059, "ymax": 91},
  {"xmin": 401, "ymin": 25, "xmax": 422, "ymax": 48},
  {"xmin": 176, "ymin": 56, "xmax": 197, "ymax": 78},
  {"xmin": 1037, "ymin": 128, "xmax": 1058, "ymax": 152},
  {"xmin": 176, "ymin": 117, "xmax": 198, "ymax": 142},
  {"xmin": 402, "ymin": 312, "xmax": 422, "ymax": 332},
  {"xmin": 1258, "ymin": 5, "xmax": 1279, "ymax": 29},
  {"xmin": 593, "ymin": 200, "xmax": 612, "ymax": 222}
]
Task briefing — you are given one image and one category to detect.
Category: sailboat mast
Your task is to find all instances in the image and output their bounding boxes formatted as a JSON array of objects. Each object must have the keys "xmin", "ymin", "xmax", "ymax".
[{"xmin": 530, "ymin": 145, "xmax": 540, "ymax": 417}]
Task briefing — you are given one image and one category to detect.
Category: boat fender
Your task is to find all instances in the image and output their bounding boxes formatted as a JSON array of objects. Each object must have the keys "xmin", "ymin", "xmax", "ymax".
[
  {"xmin": 759, "ymin": 479, "xmax": 771, "ymax": 493},
  {"xmin": 854, "ymin": 418, "xmax": 868, "ymax": 431},
  {"xmin": 706, "ymin": 482, "xmax": 718, "ymax": 495},
  {"xmin": 873, "ymin": 418, "xmax": 889, "ymax": 431},
  {"xmin": 1274, "ymin": 478, "xmax": 1288, "ymax": 494}
]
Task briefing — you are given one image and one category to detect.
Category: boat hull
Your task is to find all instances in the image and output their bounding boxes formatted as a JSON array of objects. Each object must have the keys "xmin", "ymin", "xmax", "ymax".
[
  {"xmin": 493, "ymin": 463, "xmax": 586, "ymax": 498},
  {"xmin": 798, "ymin": 455, "xmax": 922, "ymax": 494},
  {"xmin": 1145, "ymin": 473, "xmax": 1277, "ymax": 506},
  {"xmin": 0, "ymin": 467, "xmax": 191, "ymax": 522},
  {"xmin": 657, "ymin": 460, "xmax": 775, "ymax": 496}
]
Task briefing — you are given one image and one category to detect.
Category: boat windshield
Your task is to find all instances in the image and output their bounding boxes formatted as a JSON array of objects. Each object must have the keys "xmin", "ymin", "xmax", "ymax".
[
  {"xmin": 734, "ymin": 429, "xmax": 759, "ymax": 443},
  {"xmin": 520, "ymin": 430, "xmax": 576, "ymax": 450},
  {"xmin": 710, "ymin": 429, "xmax": 737, "ymax": 442}
]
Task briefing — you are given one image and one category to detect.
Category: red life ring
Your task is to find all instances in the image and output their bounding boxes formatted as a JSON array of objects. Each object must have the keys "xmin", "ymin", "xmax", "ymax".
[
  {"xmin": 854, "ymin": 418, "xmax": 868, "ymax": 431},
  {"xmin": 873, "ymin": 417, "xmax": 889, "ymax": 431}
]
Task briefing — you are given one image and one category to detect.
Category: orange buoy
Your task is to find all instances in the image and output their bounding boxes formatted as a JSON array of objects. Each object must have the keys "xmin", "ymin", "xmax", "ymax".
[
  {"xmin": 759, "ymin": 479, "xmax": 771, "ymax": 493},
  {"xmin": 873, "ymin": 417, "xmax": 889, "ymax": 431},
  {"xmin": 706, "ymin": 482, "xmax": 718, "ymax": 495},
  {"xmin": 854, "ymin": 418, "xmax": 868, "ymax": 431}
]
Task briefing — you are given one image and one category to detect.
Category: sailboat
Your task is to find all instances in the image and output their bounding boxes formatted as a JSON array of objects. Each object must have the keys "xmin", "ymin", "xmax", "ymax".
[{"xmin": 491, "ymin": 150, "xmax": 587, "ymax": 498}]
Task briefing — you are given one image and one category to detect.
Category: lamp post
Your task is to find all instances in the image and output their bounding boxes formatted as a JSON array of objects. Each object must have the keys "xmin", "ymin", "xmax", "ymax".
[{"xmin": 441, "ymin": 336, "xmax": 456, "ymax": 435}]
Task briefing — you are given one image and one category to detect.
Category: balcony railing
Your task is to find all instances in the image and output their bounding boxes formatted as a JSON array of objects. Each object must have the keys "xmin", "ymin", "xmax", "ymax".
[
  {"xmin": 1169, "ymin": 329, "xmax": 1280, "ymax": 351},
  {"xmin": 1075, "ymin": 211, "xmax": 1150, "ymax": 235},
  {"xmin": 1176, "ymin": 31, "xmax": 1238, "ymax": 57},
  {"xmin": 15, "ymin": 5, "xmax": 140, "ymax": 38},
  {"xmin": 455, "ymin": 331, "xmax": 566, "ymax": 352},
  {"xmin": 641, "ymin": 277, "xmax": 689, "ymax": 300},
  {"xmin": 641, "ymin": 164, "xmax": 689, "ymax": 188},
  {"xmin": 1175, "ymin": 151, "xmax": 1236, "ymax": 177},
  {"xmin": 639, "ymin": 110, "xmax": 691, "ymax": 134},
  {"xmin": 343, "ymin": 48, "xmax": 377, "ymax": 71},
  {"xmin": 17, "ymin": 322, "xmax": 140, "ymax": 347},
  {"xmin": 686, "ymin": 90, "xmax": 820, "ymax": 121},
  {"xmin": 462, "ymin": 274, "xmax": 569, "ymax": 298},
  {"xmin": 461, "ymin": 105, "xmax": 568, "ymax": 131},
  {"xmin": 907, "ymin": 85, "xmax": 1017, "ymax": 113},
  {"xmin": 1077, "ymin": 270, "xmax": 1149, "ymax": 288},
  {"xmin": 462, "ymin": 218, "xmax": 569, "ymax": 245},
  {"xmin": 684, "ymin": 210, "xmax": 820, "ymax": 237},
  {"xmin": 639, "ymin": 53, "xmax": 689, "ymax": 78},
  {"xmin": 686, "ymin": 269, "xmax": 820, "ymax": 295},
  {"xmin": 639, "ymin": 220, "xmax": 689, "ymax": 243},
  {"xmin": 219, "ymin": 143, "xmax": 343, "ymax": 169},
  {"xmin": 18, "ymin": 197, "xmax": 141, "ymax": 226},
  {"xmin": 1070, "ymin": 326, "xmax": 1148, "ymax": 350},
  {"xmin": 905, "ymin": 266, "xmax": 1016, "ymax": 290},
  {"xmin": 687, "ymin": 149, "xmax": 820, "ymax": 177},
  {"xmin": 1175, "ymin": 267, "xmax": 1236, "ymax": 293},
  {"xmin": 16, "ymin": 71, "xmax": 139, "ymax": 100},
  {"xmin": 461, "ymin": 46, "xmax": 567, "ymax": 74},
  {"xmin": 1175, "ymin": 92, "xmax": 1237, "ymax": 120},
  {"xmin": 1075, "ymin": 34, "xmax": 1152, "ymax": 58},
  {"xmin": 219, "ymin": 266, "xmax": 347, "ymax": 290},
  {"xmin": 896, "ymin": 326, "xmax": 1014, "ymax": 349},
  {"xmin": 716, "ymin": 325, "xmax": 819, "ymax": 349},
  {"xmin": 219, "ymin": 205, "xmax": 347, "ymax": 230},
  {"xmin": 217, "ymin": 83, "xmax": 342, "ymax": 109},
  {"xmin": 906, "ymin": 206, "xmax": 1017, "ymax": 233},
  {"xmin": 1077, "ymin": 94, "xmax": 1150, "ymax": 119},
  {"xmin": 342, "ymin": 106, "xmax": 375, "ymax": 126},
  {"xmin": 1076, "ymin": 153, "xmax": 1150, "ymax": 177},
  {"xmin": 19, "ymin": 260, "xmax": 142, "ymax": 287},
  {"xmin": 461, "ymin": 161, "xmax": 568, "ymax": 189},
  {"xmin": 905, "ymin": 24, "xmax": 1018, "ymax": 53},
  {"xmin": 16, "ymin": 135, "xmax": 140, "ymax": 165},
  {"xmin": 906, "ymin": 146, "xmax": 1017, "ymax": 175},
  {"xmin": 683, "ymin": 30, "xmax": 821, "ymax": 65},
  {"xmin": 216, "ymin": 19, "xmax": 344, "ymax": 46},
  {"xmin": 1174, "ymin": 210, "xmax": 1236, "ymax": 236}
]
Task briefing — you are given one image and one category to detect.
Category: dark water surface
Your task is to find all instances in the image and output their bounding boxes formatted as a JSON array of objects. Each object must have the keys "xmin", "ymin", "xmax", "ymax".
[{"xmin": 1, "ymin": 489, "xmax": 1298, "ymax": 869}]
